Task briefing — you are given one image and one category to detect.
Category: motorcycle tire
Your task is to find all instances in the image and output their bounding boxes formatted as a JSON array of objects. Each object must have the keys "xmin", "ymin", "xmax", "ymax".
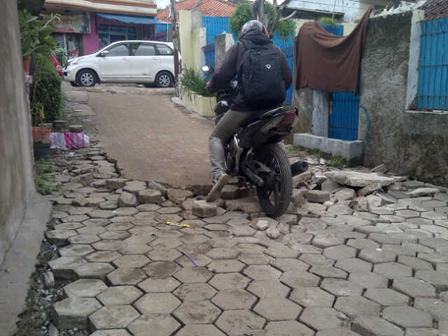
[{"xmin": 255, "ymin": 144, "xmax": 293, "ymax": 218}]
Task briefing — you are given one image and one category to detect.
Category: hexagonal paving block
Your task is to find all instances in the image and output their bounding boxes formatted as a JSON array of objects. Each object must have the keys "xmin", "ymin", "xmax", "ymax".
[
  {"xmin": 174, "ymin": 266, "xmax": 213, "ymax": 283},
  {"xmin": 321, "ymin": 279, "xmax": 364, "ymax": 297},
  {"xmin": 247, "ymin": 280, "xmax": 290, "ymax": 298},
  {"xmin": 383, "ymin": 306, "xmax": 433, "ymax": 328},
  {"xmin": 347, "ymin": 239, "xmax": 380, "ymax": 250},
  {"xmin": 48, "ymin": 257, "xmax": 87, "ymax": 279},
  {"xmin": 92, "ymin": 240, "xmax": 123, "ymax": 251},
  {"xmin": 97, "ymin": 286, "xmax": 143, "ymax": 305},
  {"xmin": 324, "ymin": 245, "xmax": 357, "ymax": 260},
  {"xmin": 143, "ymin": 261, "xmax": 180, "ymax": 278},
  {"xmin": 271, "ymin": 258, "xmax": 309, "ymax": 272},
  {"xmin": 373, "ymin": 262, "xmax": 412, "ymax": 279},
  {"xmin": 176, "ymin": 253, "xmax": 213, "ymax": 267},
  {"xmin": 176, "ymin": 324, "xmax": 226, "ymax": 336},
  {"xmin": 138, "ymin": 277, "xmax": 181, "ymax": 293},
  {"xmin": 208, "ymin": 259, "xmax": 245, "ymax": 273},
  {"xmin": 335, "ymin": 258, "xmax": 372, "ymax": 273},
  {"xmin": 146, "ymin": 247, "xmax": 181, "ymax": 261},
  {"xmin": 211, "ymin": 289, "xmax": 257, "ymax": 310},
  {"xmin": 46, "ymin": 230, "xmax": 78, "ymax": 245},
  {"xmin": 265, "ymin": 245, "xmax": 300, "ymax": 258},
  {"xmin": 265, "ymin": 321, "xmax": 315, "ymax": 336},
  {"xmin": 173, "ymin": 300, "xmax": 221, "ymax": 324},
  {"xmin": 68, "ymin": 234, "xmax": 102, "ymax": 245},
  {"xmin": 215, "ymin": 310, "xmax": 266, "ymax": 336},
  {"xmin": 112, "ymin": 255, "xmax": 150, "ymax": 269},
  {"xmin": 359, "ymin": 248, "xmax": 397, "ymax": 264},
  {"xmin": 310, "ymin": 265, "xmax": 348, "ymax": 279},
  {"xmin": 382, "ymin": 244, "xmax": 417, "ymax": 257},
  {"xmin": 99, "ymin": 231, "xmax": 131, "ymax": 240},
  {"xmin": 414, "ymin": 297, "xmax": 448, "ymax": 321},
  {"xmin": 392, "ymin": 277, "xmax": 436, "ymax": 298},
  {"xmin": 63, "ymin": 279, "xmax": 108, "ymax": 297},
  {"xmin": 150, "ymin": 237, "xmax": 183, "ymax": 249},
  {"xmin": 397, "ymin": 255, "xmax": 433, "ymax": 270},
  {"xmin": 290, "ymin": 287, "xmax": 335, "ymax": 307},
  {"xmin": 85, "ymin": 251, "xmax": 122, "ymax": 263},
  {"xmin": 334, "ymin": 296, "xmax": 381, "ymax": 317},
  {"xmin": 206, "ymin": 247, "xmax": 240, "ymax": 260},
  {"xmin": 299, "ymin": 307, "xmax": 344, "ymax": 331},
  {"xmin": 89, "ymin": 305, "xmax": 140, "ymax": 330},
  {"xmin": 352, "ymin": 316, "xmax": 405, "ymax": 336},
  {"xmin": 254, "ymin": 297, "xmax": 302, "ymax": 321},
  {"xmin": 134, "ymin": 293, "xmax": 181, "ymax": 314},
  {"xmin": 107, "ymin": 268, "xmax": 148, "ymax": 285},
  {"xmin": 178, "ymin": 234, "xmax": 210, "ymax": 244},
  {"xmin": 77, "ymin": 226, "xmax": 106, "ymax": 235},
  {"xmin": 105, "ymin": 222, "xmax": 134, "ymax": 231},
  {"xmin": 243, "ymin": 265, "xmax": 282, "ymax": 281},
  {"xmin": 363, "ymin": 288, "xmax": 409, "ymax": 306},
  {"xmin": 75, "ymin": 263, "xmax": 115, "ymax": 280},
  {"xmin": 59, "ymin": 244, "xmax": 94, "ymax": 257},
  {"xmin": 127, "ymin": 314, "xmax": 181, "ymax": 336},
  {"xmin": 280, "ymin": 271, "xmax": 321, "ymax": 288},
  {"xmin": 90, "ymin": 330, "xmax": 132, "ymax": 336},
  {"xmin": 173, "ymin": 283, "xmax": 217, "ymax": 301},
  {"xmin": 54, "ymin": 297, "xmax": 102, "ymax": 329},
  {"xmin": 209, "ymin": 273, "xmax": 251, "ymax": 290},
  {"xmin": 349, "ymin": 272, "xmax": 388, "ymax": 288}
]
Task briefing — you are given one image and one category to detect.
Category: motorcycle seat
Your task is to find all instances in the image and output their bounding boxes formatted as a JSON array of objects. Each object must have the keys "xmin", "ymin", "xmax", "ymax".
[{"xmin": 240, "ymin": 107, "xmax": 285, "ymax": 127}]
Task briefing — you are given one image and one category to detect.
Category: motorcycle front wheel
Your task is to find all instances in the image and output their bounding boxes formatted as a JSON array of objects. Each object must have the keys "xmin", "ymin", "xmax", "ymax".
[{"xmin": 255, "ymin": 144, "xmax": 293, "ymax": 218}]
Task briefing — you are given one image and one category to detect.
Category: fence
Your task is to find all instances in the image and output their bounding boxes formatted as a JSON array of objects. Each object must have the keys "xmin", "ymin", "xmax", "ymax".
[
  {"xmin": 417, "ymin": 17, "xmax": 448, "ymax": 110},
  {"xmin": 203, "ymin": 17, "xmax": 232, "ymax": 45},
  {"xmin": 204, "ymin": 43, "xmax": 215, "ymax": 71}
]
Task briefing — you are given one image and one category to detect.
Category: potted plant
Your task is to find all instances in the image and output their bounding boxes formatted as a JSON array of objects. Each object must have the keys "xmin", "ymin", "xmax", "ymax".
[
  {"xmin": 18, "ymin": 6, "xmax": 58, "ymax": 74},
  {"xmin": 32, "ymin": 103, "xmax": 51, "ymax": 159}
]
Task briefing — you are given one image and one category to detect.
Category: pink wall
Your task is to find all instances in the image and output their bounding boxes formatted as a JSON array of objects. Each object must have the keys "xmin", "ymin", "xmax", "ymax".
[{"xmin": 83, "ymin": 12, "xmax": 99, "ymax": 55}]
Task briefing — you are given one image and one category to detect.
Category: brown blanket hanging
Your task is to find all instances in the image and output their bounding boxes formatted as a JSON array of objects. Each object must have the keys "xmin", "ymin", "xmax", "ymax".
[{"xmin": 295, "ymin": 7, "xmax": 373, "ymax": 95}]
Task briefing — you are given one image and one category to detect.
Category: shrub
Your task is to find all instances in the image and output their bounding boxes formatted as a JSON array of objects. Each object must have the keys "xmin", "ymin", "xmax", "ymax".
[
  {"xmin": 318, "ymin": 17, "xmax": 338, "ymax": 25},
  {"xmin": 31, "ymin": 53, "xmax": 62, "ymax": 124},
  {"xmin": 181, "ymin": 68, "xmax": 214, "ymax": 97}
]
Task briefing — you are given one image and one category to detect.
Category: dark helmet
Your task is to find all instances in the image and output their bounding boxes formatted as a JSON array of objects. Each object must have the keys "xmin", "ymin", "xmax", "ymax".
[{"xmin": 239, "ymin": 20, "xmax": 269, "ymax": 39}]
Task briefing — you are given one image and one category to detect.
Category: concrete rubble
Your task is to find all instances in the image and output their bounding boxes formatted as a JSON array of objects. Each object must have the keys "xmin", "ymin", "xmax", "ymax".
[{"xmin": 14, "ymin": 145, "xmax": 448, "ymax": 336}]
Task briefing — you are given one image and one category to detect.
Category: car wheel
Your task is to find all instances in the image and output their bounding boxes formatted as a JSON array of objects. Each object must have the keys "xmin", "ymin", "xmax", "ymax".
[
  {"xmin": 156, "ymin": 71, "xmax": 173, "ymax": 88},
  {"xmin": 77, "ymin": 69, "xmax": 97, "ymax": 87},
  {"xmin": 70, "ymin": 81, "xmax": 79, "ymax": 87}
]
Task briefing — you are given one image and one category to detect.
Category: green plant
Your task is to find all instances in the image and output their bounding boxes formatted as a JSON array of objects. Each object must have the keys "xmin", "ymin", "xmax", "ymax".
[
  {"xmin": 35, "ymin": 176, "xmax": 58, "ymax": 195},
  {"xmin": 18, "ymin": 5, "xmax": 59, "ymax": 57},
  {"xmin": 31, "ymin": 53, "xmax": 62, "ymax": 124},
  {"xmin": 230, "ymin": 2, "xmax": 296, "ymax": 42},
  {"xmin": 331, "ymin": 156, "xmax": 348, "ymax": 168},
  {"xmin": 181, "ymin": 68, "xmax": 214, "ymax": 97},
  {"xmin": 318, "ymin": 17, "xmax": 338, "ymax": 25}
]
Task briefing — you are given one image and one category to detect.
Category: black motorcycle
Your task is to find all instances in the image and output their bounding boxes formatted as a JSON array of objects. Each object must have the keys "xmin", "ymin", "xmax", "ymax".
[{"xmin": 203, "ymin": 65, "xmax": 308, "ymax": 218}]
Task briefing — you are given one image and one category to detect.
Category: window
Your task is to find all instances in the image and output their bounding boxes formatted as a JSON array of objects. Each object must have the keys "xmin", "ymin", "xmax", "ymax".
[
  {"xmin": 134, "ymin": 44, "xmax": 156, "ymax": 56},
  {"xmin": 156, "ymin": 44, "xmax": 173, "ymax": 55},
  {"xmin": 98, "ymin": 24, "xmax": 141, "ymax": 49},
  {"xmin": 107, "ymin": 44, "xmax": 129, "ymax": 57}
]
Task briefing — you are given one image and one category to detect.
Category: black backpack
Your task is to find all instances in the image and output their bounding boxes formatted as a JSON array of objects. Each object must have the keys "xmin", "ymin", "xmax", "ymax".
[{"xmin": 237, "ymin": 39, "xmax": 286, "ymax": 109}]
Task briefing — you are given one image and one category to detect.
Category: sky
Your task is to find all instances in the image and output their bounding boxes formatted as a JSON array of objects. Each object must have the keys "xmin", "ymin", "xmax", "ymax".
[{"xmin": 157, "ymin": 0, "xmax": 170, "ymax": 9}]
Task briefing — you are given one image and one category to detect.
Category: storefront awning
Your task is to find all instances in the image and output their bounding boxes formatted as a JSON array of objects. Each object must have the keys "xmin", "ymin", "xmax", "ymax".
[{"xmin": 96, "ymin": 13, "xmax": 168, "ymax": 25}]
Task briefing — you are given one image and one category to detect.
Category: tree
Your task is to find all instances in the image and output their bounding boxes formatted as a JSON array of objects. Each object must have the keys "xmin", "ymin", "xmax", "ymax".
[{"xmin": 229, "ymin": 0, "xmax": 296, "ymax": 42}]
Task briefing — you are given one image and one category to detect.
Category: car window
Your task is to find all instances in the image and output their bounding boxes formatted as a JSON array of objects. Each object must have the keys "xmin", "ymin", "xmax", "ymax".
[
  {"xmin": 107, "ymin": 44, "xmax": 129, "ymax": 57},
  {"xmin": 156, "ymin": 44, "xmax": 173, "ymax": 55},
  {"xmin": 133, "ymin": 44, "xmax": 156, "ymax": 56}
]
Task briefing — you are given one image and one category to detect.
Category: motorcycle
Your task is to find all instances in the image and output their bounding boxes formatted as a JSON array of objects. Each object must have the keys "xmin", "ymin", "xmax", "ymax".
[{"xmin": 203, "ymin": 65, "xmax": 308, "ymax": 218}]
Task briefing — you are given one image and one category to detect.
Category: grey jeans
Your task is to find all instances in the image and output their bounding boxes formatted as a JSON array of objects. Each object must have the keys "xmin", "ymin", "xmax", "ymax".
[{"xmin": 209, "ymin": 109, "xmax": 256, "ymax": 177}]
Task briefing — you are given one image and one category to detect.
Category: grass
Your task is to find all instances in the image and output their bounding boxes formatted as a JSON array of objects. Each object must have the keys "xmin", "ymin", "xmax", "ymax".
[
  {"xmin": 331, "ymin": 156, "xmax": 349, "ymax": 168},
  {"xmin": 35, "ymin": 158, "xmax": 59, "ymax": 195},
  {"xmin": 287, "ymin": 146, "xmax": 349, "ymax": 168}
]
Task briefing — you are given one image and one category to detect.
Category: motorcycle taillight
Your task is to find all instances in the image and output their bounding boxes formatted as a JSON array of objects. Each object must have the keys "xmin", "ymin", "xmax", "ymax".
[{"xmin": 277, "ymin": 111, "xmax": 297, "ymax": 128}]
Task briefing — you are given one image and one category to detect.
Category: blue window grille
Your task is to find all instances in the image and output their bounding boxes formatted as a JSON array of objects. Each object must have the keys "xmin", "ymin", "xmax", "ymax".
[{"xmin": 417, "ymin": 18, "xmax": 448, "ymax": 110}]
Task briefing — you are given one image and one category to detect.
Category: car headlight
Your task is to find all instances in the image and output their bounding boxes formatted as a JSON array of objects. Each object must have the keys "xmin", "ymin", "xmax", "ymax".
[{"xmin": 70, "ymin": 59, "xmax": 78, "ymax": 66}]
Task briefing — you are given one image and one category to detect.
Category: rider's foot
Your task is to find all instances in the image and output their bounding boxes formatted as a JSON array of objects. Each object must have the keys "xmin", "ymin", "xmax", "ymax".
[{"xmin": 206, "ymin": 173, "xmax": 230, "ymax": 202}]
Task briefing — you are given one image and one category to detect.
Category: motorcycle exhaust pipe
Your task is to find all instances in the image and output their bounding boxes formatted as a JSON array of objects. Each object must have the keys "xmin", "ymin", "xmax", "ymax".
[{"xmin": 291, "ymin": 160, "xmax": 309, "ymax": 177}]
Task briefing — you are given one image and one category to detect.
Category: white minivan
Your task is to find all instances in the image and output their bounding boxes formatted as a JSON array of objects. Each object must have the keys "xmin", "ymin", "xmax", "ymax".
[{"xmin": 64, "ymin": 40, "xmax": 178, "ymax": 88}]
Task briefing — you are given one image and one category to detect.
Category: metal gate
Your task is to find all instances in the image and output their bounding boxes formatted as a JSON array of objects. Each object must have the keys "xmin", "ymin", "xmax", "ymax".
[
  {"xmin": 329, "ymin": 92, "xmax": 360, "ymax": 141},
  {"xmin": 323, "ymin": 24, "xmax": 360, "ymax": 141},
  {"xmin": 282, "ymin": 45, "xmax": 294, "ymax": 105}
]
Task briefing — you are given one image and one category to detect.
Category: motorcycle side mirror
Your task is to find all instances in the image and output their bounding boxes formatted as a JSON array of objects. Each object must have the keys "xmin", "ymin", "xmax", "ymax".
[{"xmin": 201, "ymin": 65, "xmax": 214, "ymax": 74}]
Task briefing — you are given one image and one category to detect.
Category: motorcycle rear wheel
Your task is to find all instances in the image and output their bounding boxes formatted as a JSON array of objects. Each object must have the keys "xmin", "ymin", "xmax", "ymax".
[{"xmin": 255, "ymin": 144, "xmax": 292, "ymax": 218}]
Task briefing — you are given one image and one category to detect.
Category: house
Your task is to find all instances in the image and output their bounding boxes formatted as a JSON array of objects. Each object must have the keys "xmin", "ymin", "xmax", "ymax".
[
  {"xmin": 292, "ymin": 1, "xmax": 448, "ymax": 185},
  {"xmin": 43, "ymin": 0, "xmax": 169, "ymax": 57},
  {"xmin": 284, "ymin": 0, "xmax": 391, "ymax": 22}
]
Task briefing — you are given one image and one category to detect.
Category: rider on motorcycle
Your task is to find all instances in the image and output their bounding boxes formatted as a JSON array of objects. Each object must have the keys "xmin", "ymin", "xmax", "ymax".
[{"xmin": 206, "ymin": 20, "xmax": 292, "ymax": 202}]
